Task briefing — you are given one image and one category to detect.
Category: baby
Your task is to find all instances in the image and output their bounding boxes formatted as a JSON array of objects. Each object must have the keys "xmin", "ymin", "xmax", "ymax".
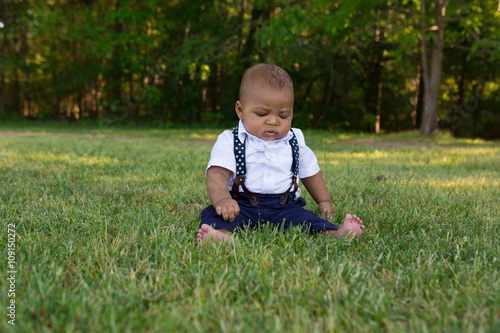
[{"xmin": 197, "ymin": 63, "xmax": 364, "ymax": 244}]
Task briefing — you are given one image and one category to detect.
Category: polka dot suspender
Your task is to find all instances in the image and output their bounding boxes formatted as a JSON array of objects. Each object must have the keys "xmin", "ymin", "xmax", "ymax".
[
  {"xmin": 233, "ymin": 127, "xmax": 247, "ymax": 177},
  {"xmin": 230, "ymin": 126, "xmax": 300, "ymax": 205},
  {"xmin": 289, "ymin": 133, "xmax": 299, "ymax": 177}
]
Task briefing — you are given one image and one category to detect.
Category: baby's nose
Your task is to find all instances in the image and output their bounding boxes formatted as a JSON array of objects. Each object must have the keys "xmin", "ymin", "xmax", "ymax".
[{"xmin": 266, "ymin": 115, "xmax": 279, "ymax": 125}]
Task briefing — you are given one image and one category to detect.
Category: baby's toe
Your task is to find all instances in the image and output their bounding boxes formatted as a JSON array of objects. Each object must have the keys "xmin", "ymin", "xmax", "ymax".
[{"xmin": 201, "ymin": 224, "xmax": 213, "ymax": 233}]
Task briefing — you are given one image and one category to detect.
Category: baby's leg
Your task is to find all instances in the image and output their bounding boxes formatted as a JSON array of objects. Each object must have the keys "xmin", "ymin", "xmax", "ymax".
[
  {"xmin": 325, "ymin": 214, "xmax": 364, "ymax": 239},
  {"xmin": 197, "ymin": 224, "xmax": 234, "ymax": 244}
]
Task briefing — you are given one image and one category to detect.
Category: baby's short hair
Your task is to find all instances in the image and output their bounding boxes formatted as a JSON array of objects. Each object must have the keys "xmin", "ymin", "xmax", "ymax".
[{"xmin": 239, "ymin": 63, "xmax": 293, "ymax": 101}]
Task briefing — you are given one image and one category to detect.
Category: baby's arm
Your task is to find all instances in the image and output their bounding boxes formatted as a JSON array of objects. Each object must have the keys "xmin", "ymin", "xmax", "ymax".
[
  {"xmin": 301, "ymin": 171, "xmax": 334, "ymax": 220},
  {"xmin": 206, "ymin": 166, "xmax": 240, "ymax": 222}
]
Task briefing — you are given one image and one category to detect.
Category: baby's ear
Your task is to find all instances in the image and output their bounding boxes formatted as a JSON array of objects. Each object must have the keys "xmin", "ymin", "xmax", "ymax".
[{"xmin": 235, "ymin": 101, "xmax": 243, "ymax": 119}]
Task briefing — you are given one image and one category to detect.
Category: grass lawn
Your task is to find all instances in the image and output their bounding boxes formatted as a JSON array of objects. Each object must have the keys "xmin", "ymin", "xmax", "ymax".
[{"xmin": 0, "ymin": 123, "xmax": 499, "ymax": 332}]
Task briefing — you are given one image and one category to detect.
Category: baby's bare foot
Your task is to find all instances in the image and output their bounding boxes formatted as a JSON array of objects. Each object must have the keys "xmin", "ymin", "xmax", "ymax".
[
  {"xmin": 333, "ymin": 214, "xmax": 364, "ymax": 239},
  {"xmin": 197, "ymin": 224, "xmax": 233, "ymax": 244}
]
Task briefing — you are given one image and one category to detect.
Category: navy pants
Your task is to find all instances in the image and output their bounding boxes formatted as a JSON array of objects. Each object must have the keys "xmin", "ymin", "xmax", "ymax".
[{"xmin": 199, "ymin": 193, "xmax": 338, "ymax": 234}]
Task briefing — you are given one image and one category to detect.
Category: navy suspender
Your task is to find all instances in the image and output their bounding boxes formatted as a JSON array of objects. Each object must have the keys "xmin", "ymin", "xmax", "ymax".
[{"xmin": 230, "ymin": 127, "xmax": 299, "ymax": 205}]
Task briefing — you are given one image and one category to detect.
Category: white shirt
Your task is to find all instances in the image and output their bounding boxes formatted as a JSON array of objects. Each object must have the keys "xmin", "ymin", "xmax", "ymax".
[{"xmin": 207, "ymin": 120, "xmax": 320, "ymax": 199}]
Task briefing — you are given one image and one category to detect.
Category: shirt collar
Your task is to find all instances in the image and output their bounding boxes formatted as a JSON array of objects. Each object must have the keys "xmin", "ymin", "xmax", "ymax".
[{"xmin": 238, "ymin": 120, "xmax": 293, "ymax": 144}]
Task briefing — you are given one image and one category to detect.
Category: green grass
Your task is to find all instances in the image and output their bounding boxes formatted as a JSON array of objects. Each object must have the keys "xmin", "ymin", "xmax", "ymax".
[{"xmin": 0, "ymin": 124, "xmax": 499, "ymax": 332}]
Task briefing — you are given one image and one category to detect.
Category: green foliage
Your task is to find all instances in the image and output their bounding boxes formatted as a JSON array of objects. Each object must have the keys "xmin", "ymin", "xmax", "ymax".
[{"xmin": 0, "ymin": 0, "xmax": 499, "ymax": 138}]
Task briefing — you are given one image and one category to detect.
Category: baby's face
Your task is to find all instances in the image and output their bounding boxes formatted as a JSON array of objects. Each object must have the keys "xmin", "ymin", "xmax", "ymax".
[{"xmin": 235, "ymin": 84, "xmax": 294, "ymax": 141}]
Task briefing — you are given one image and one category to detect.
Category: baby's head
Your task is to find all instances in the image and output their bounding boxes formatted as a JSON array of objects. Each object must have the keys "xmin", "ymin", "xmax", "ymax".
[{"xmin": 235, "ymin": 64, "xmax": 294, "ymax": 141}]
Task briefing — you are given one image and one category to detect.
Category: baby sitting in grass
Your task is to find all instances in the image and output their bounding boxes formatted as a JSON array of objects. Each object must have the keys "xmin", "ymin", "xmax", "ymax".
[{"xmin": 197, "ymin": 63, "xmax": 364, "ymax": 244}]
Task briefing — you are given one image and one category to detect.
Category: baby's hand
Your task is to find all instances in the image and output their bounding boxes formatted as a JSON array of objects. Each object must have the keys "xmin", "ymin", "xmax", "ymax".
[
  {"xmin": 215, "ymin": 198, "xmax": 240, "ymax": 222},
  {"xmin": 318, "ymin": 201, "xmax": 334, "ymax": 221}
]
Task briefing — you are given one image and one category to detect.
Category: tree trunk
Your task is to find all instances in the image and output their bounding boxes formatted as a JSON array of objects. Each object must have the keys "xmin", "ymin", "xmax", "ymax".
[
  {"xmin": 0, "ymin": 0, "xmax": 7, "ymax": 117},
  {"xmin": 414, "ymin": 67, "xmax": 424, "ymax": 128},
  {"xmin": 454, "ymin": 62, "xmax": 465, "ymax": 137},
  {"xmin": 240, "ymin": 2, "xmax": 271, "ymax": 69},
  {"xmin": 373, "ymin": 26, "xmax": 384, "ymax": 134},
  {"xmin": 110, "ymin": 0, "xmax": 123, "ymax": 113},
  {"xmin": 0, "ymin": 70, "xmax": 4, "ymax": 118},
  {"xmin": 20, "ymin": 0, "xmax": 31, "ymax": 118},
  {"xmin": 208, "ymin": 63, "xmax": 219, "ymax": 117},
  {"xmin": 317, "ymin": 62, "xmax": 334, "ymax": 127},
  {"xmin": 237, "ymin": 0, "xmax": 247, "ymax": 52},
  {"xmin": 93, "ymin": 79, "xmax": 100, "ymax": 119},
  {"xmin": 375, "ymin": 80, "xmax": 383, "ymax": 134},
  {"xmin": 472, "ymin": 96, "xmax": 479, "ymax": 139},
  {"xmin": 10, "ymin": 0, "xmax": 23, "ymax": 117},
  {"xmin": 363, "ymin": 25, "xmax": 384, "ymax": 133},
  {"xmin": 420, "ymin": 0, "xmax": 448, "ymax": 136}
]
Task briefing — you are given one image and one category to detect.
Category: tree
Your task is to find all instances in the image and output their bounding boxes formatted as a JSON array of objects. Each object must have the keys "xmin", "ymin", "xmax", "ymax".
[
  {"xmin": 0, "ymin": 0, "xmax": 498, "ymax": 139},
  {"xmin": 0, "ymin": 0, "xmax": 8, "ymax": 117},
  {"xmin": 420, "ymin": 0, "xmax": 448, "ymax": 136}
]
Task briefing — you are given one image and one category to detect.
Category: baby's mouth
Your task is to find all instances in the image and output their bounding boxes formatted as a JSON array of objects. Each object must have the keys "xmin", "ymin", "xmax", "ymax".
[{"xmin": 264, "ymin": 131, "xmax": 278, "ymax": 137}]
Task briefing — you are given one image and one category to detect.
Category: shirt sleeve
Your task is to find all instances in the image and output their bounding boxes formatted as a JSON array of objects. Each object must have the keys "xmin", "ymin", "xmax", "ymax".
[
  {"xmin": 206, "ymin": 130, "xmax": 236, "ymax": 175},
  {"xmin": 293, "ymin": 128, "xmax": 321, "ymax": 179}
]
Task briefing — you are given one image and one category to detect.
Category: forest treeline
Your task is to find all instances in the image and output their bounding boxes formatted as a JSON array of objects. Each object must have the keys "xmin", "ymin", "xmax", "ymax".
[{"xmin": 1, "ymin": 0, "xmax": 499, "ymax": 138}]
